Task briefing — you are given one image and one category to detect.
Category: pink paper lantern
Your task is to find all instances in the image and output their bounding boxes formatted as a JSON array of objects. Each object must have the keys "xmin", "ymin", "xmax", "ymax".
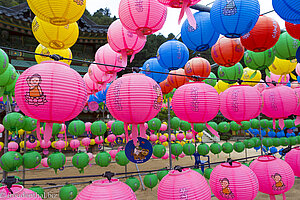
[
  {"xmin": 0, "ymin": 124, "xmax": 4, "ymax": 133},
  {"xmin": 0, "ymin": 185, "xmax": 43, "ymax": 200},
  {"xmin": 159, "ymin": 135, "xmax": 167, "ymax": 142},
  {"xmin": 70, "ymin": 139, "xmax": 80, "ymax": 150},
  {"xmin": 88, "ymin": 63, "xmax": 113, "ymax": 89},
  {"xmin": 82, "ymin": 137, "xmax": 91, "ymax": 150},
  {"xmin": 149, "ymin": 134, "xmax": 158, "ymax": 142},
  {"xmin": 170, "ymin": 134, "xmax": 176, "ymax": 141},
  {"xmin": 220, "ymin": 85, "xmax": 262, "ymax": 125},
  {"xmin": 144, "ymin": 123, "xmax": 148, "ymax": 130},
  {"xmin": 107, "ymin": 20, "xmax": 146, "ymax": 64},
  {"xmin": 285, "ymin": 147, "xmax": 300, "ymax": 177},
  {"xmin": 179, "ymin": 153, "xmax": 185, "ymax": 158},
  {"xmin": 85, "ymin": 122, "xmax": 92, "ymax": 132},
  {"xmin": 94, "ymin": 136, "xmax": 103, "ymax": 144},
  {"xmin": 95, "ymin": 44, "xmax": 125, "ymax": 74},
  {"xmin": 152, "ymin": 154, "xmax": 158, "ymax": 159},
  {"xmin": 157, "ymin": 168, "xmax": 211, "ymax": 200},
  {"xmin": 291, "ymin": 81, "xmax": 300, "ymax": 89},
  {"xmin": 210, "ymin": 161, "xmax": 259, "ymax": 200},
  {"xmin": 120, "ymin": 133, "xmax": 125, "ymax": 139},
  {"xmin": 177, "ymin": 133, "xmax": 185, "ymax": 141},
  {"xmin": 87, "ymin": 153, "xmax": 94, "ymax": 161},
  {"xmin": 171, "ymin": 154, "xmax": 176, "ymax": 160},
  {"xmin": 250, "ymin": 155, "xmax": 295, "ymax": 200},
  {"xmin": 109, "ymin": 150, "xmax": 118, "ymax": 160},
  {"xmin": 162, "ymin": 152, "xmax": 169, "ymax": 160},
  {"xmin": 254, "ymin": 80, "xmax": 266, "ymax": 93},
  {"xmin": 0, "ymin": 146, "xmax": 2, "ymax": 152},
  {"xmin": 294, "ymin": 88, "xmax": 300, "ymax": 125},
  {"xmin": 265, "ymin": 73, "xmax": 290, "ymax": 86},
  {"xmin": 186, "ymin": 132, "xmax": 193, "ymax": 140},
  {"xmin": 160, "ymin": 124, "xmax": 167, "ymax": 131},
  {"xmin": 296, "ymin": 63, "xmax": 300, "ymax": 76},
  {"xmin": 41, "ymin": 158, "xmax": 48, "ymax": 167},
  {"xmin": 107, "ymin": 121, "xmax": 115, "ymax": 129},
  {"xmin": 76, "ymin": 179, "xmax": 136, "ymax": 200},
  {"xmin": 83, "ymin": 73, "xmax": 100, "ymax": 95},
  {"xmin": 14, "ymin": 61, "xmax": 87, "ymax": 144},
  {"xmin": 119, "ymin": 0, "xmax": 167, "ymax": 37},
  {"xmin": 8, "ymin": 142, "xmax": 18, "ymax": 151},
  {"xmin": 158, "ymin": 0, "xmax": 200, "ymax": 29},
  {"xmin": 26, "ymin": 141, "xmax": 37, "ymax": 149},
  {"xmin": 107, "ymin": 134, "xmax": 116, "ymax": 143},
  {"xmin": 40, "ymin": 140, "xmax": 51, "ymax": 149},
  {"xmin": 106, "ymin": 73, "xmax": 162, "ymax": 145},
  {"xmin": 172, "ymin": 82, "xmax": 220, "ymax": 137},
  {"xmin": 55, "ymin": 140, "xmax": 65, "ymax": 151},
  {"xmin": 261, "ymin": 86, "xmax": 297, "ymax": 129}
]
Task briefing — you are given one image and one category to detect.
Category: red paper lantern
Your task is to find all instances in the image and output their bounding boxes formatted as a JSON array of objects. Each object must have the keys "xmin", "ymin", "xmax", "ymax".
[
  {"xmin": 184, "ymin": 57, "xmax": 211, "ymax": 81},
  {"xmin": 241, "ymin": 16, "xmax": 281, "ymax": 52},
  {"xmin": 211, "ymin": 37, "xmax": 244, "ymax": 67},
  {"xmin": 285, "ymin": 22, "xmax": 300, "ymax": 40},
  {"xmin": 159, "ymin": 79, "xmax": 174, "ymax": 94},
  {"xmin": 167, "ymin": 69, "xmax": 189, "ymax": 89},
  {"xmin": 285, "ymin": 147, "xmax": 300, "ymax": 177}
]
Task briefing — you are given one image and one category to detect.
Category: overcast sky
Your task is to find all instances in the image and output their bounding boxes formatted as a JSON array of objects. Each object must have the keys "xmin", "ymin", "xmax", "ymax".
[{"xmin": 86, "ymin": 0, "xmax": 285, "ymax": 37}]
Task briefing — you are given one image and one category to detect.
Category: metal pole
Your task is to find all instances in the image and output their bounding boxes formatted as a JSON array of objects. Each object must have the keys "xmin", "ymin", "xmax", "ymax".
[
  {"xmin": 167, "ymin": 98, "xmax": 172, "ymax": 169},
  {"xmin": 135, "ymin": 164, "xmax": 145, "ymax": 190},
  {"xmin": 22, "ymin": 131, "xmax": 27, "ymax": 186},
  {"xmin": 258, "ymin": 115, "xmax": 264, "ymax": 155}
]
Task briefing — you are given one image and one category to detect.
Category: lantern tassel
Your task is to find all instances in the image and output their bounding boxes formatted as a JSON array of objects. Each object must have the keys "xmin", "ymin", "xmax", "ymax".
[
  {"xmin": 191, "ymin": 123, "xmax": 196, "ymax": 141},
  {"xmin": 295, "ymin": 116, "xmax": 300, "ymax": 126},
  {"xmin": 36, "ymin": 120, "xmax": 42, "ymax": 142},
  {"xmin": 282, "ymin": 193, "xmax": 286, "ymax": 200},
  {"xmin": 269, "ymin": 195, "xmax": 276, "ymax": 200},
  {"xmin": 290, "ymin": 73, "xmax": 297, "ymax": 80},
  {"xmin": 44, "ymin": 122, "xmax": 53, "ymax": 144},
  {"xmin": 124, "ymin": 123, "xmax": 129, "ymax": 143},
  {"xmin": 185, "ymin": 6, "xmax": 197, "ymax": 30},
  {"xmin": 205, "ymin": 122, "xmax": 219, "ymax": 138},
  {"xmin": 132, "ymin": 124, "xmax": 138, "ymax": 146},
  {"xmin": 278, "ymin": 118, "xmax": 285, "ymax": 130},
  {"xmin": 121, "ymin": 50, "xmax": 128, "ymax": 67},
  {"xmin": 273, "ymin": 118, "xmax": 276, "ymax": 130},
  {"xmin": 139, "ymin": 123, "xmax": 147, "ymax": 139},
  {"xmin": 130, "ymin": 53, "xmax": 135, "ymax": 63},
  {"xmin": 136, "ymin": 30, "xmax": 146, "ymax": 40}
]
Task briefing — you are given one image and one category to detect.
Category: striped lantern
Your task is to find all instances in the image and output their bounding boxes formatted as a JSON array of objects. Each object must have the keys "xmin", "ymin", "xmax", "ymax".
[
  {"xmin": 83, "ymin": 73, "xmax": 100, "ymax": 95},
  {"xmin": 285, "ymin": 147, "xmax": 300, "ymax": 177},
  {"xmin": 167, "ymin": 69, "xmax": 189, "ymax": 89},
  {"xmin": 76, "ymin": 179, "xmax": 136, "ymax": 200},
  {"xmin": 220, "ymin": 85, "xmax": 262, "ymax": 125},
  {"xmin": 210, "ymin": 162, "xmax": 259, "ymax": 200},
  {"xmin": 172, "ymin": 82, "xmax": 220, "ymax": 137},
  {"xmin": 273, "ymin": 0, "xmax": 300, "ymax": 24},
  {"xmin": 159, "ymin": 79, "xmax": 174, "ymax": 94},
  {"xmin": 119, "ymin": 0, "xmax": 167, "ymax": 36},
  {"xmin": 184, "ymin": 57, "xmax": 211, "ymax": 81},
  {"xmin": 294, "ymin": 88, "xmax": 300, "ymax": 126},
  {"xmin": 285, "ymin": 22, "xmax": 300, "ymax": 40},
  {"xmin": 157, "ymin": 168, "xmax": 211, "ymax": 200},
  {"xmin": 0, "ymin": 185, "xmax": 42, "ymax": 200}
]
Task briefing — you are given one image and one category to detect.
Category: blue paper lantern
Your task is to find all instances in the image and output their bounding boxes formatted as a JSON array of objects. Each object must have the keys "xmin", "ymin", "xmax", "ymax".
[
  {"xmin": 157, "ymin": 40, "xmax": 189, "ymax": 70},
  {"xmin": 261, "ymin": 130, "xmax": 266, "ymax": 137},
  {"xmin": 140, "ymin": 58, "xmax": 168, "ymax": 83},
  {"xmin": 291, "ymin": 132, "xmax": 296, "ymax": 137},
  {"xmin": 268, "ymin": 131, "xmax": 276, "ymax": 138},
  {"xmin": 277, "ymin": 131, "xmax": 285, "ymax": 138},
  {"xmin": 286, "ymin": 133, "xmax": 292, "ymax": 138},
  {"xmin": 210, "ymin": 0, "xmax": 260, "ymax": 38},
  {"xmin": 270, "ymin": 147, "xmax": 278, "ymax": 154},
  {"xmin": 96, "ymin": 83, "xmax": 110, "ymax": 102},
  {"xmin": 297, "ymin": 76, "xmax": 300, "ymax": 83},
  {"xmin": 181, "ymin": 12, "xmax": 220, "ymax": 52},
  {"xmin": 296, "ymin": 47, "xmax": 300, "ymax": 63},
  {"xmin": 273, "ymin": 0, "xmax": 300, "ymax": 24},
  {"xmin": 88, "ymin": 94, "xmax": 101, "ymax": 103}
]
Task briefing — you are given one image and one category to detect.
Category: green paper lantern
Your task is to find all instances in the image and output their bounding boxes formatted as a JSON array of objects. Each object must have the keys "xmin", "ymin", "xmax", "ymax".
[
  {"xmin": 296, "ymin": 136, "xmax": 300, "ymax": 144},
  {"xmin": 156, "ymin": 170, "xmax": 169, "ymax": 181},
  {"xmin": 170, "ymin": 117, "xmax": 180, "ymax": 130},
  {"xmin": 210, "ymin": 143, "xmax": 221, "ymax": 155},
  {"xmin": 262, "ymin": 138, "xmax": 273, "ymax": 147},
  {"xmin": 47, "ymin": 151, "xmax": 66, "ymax": 174},
  {"xmin": 23, "ymin": 117, "xmax": 37, "ymax": 132},
  {"xmin": 272, "ymin": 138, "xmax": 280, "ymax": 147},
  {"xmin": 284, "ymin": 119, "xmax": 295, "ymax": 129},
  {"xmin": 192, "ymin": 168, "xmax": 204, "ymax": 175},
  {"xmin": 29, "ymin": 186, "xmax": 44, "ymax": 199},
  {"xmin": 180, "ymin": 121, "xmax": 191, "ymax": 132},
  {"xmin": 148, "ymin": 118, "xmax": 162, "ymax": 131},
  {"xmin": 197, "ymin": 143, "xmax": 210, "ymax": 156},
  {"xmin": 244, "ymin": 49, "xmax": 275, "ymax": 71},
  {"xmin": 288, "ymin": 137, "xmax": 297, "ymax": 146},
  {"xmin": 241, "ymin": 121, "xmax": 251, "ymax": 130},
  {"xmin": 171, "ymin": 143, "xmax": 183, "ymax": 157},
  {"xmin": 193, "ymin": 123, "xmax": 205, "ymax": 133},
  {"xmin": 267, "ymin": 120, "xmax": 274, "ymax": 129},
  {"xmin": 23, "ymin": 151, "xmax": 41, "ymax": 169},
  {"xmin": 260, "ymin": 119, "xmax": 268, "ymax": 129},
  {"xmin": 251, "ymin": 137, "xmax": 261, "ymax": 148},
  {"xmin": 243, "ymin": 139, "xmax": 255, "ymax": 149},
  {"xmin": 183, "ymin": 143, "xmax": 196, "ymax": 156},
  {"xmin": 233, "ymin": 141, "xmax": 245, "ymax": 153},
  {"xmin": 0, "ymin": 64, "xmax": 14, "ymax": 87},
  {"xmin": 230, "ymin": 121, "xmax": 241, "ymax": 131},
  {"xmin": 3, "ymin": 112, "xmax": 25, "ymax": 131},
  {"xmin": 6, "ymin": 64, "xmax": 17, "ymax": 86},
  {"xmin": 0, "ymin": 151, "xmax": 22, "ymax": 172},
  {"xmin": 204, "ymin": 72, "xmax": 217, "ymax": 87},
  {"xmin": 279, "ymin": 137, "xmax": 289, "ymax": 146},
  {"xmin": 143, "ymin": 173, "xmax": 158, "ymax": 189},
  {"xmin": 68, "ymin": 120, "xmax": 85, "ymax": 136},
  {"xmin": 126, "ymin": 177, "xmax": 140, "ymax": 192},
  {"xmin": 72, "ymin": 152, "xmax": 89, "ymax": 173},
  {"xmin": 4, "ymin": 73, "xmax": 18, "ymax": 96},
  {"xmin": 111, "ymin": 121, "xmax": 125, "ymax": 135},
  {"xmin": 153, "ymin": 144, "xmax": 166, "ymax": 158},
  {"xmin": 217, "ymin": 63, "xmax": 243, "ymax": 84},
  {"xmin": 250, "ymin": 119, "xmax": 260, "ymax": 129},
  {"xmin": 207, "ymin": 122, "xmax": 218, "ymax": 135},
  {"xmin": 116, "ymin": 151, "xmax": 129, "ymax": 166},
  {"xmin": 222, "ymin": 142, "xmax": 233, "ymax": 154},
  {"xmin": 274, "ymin": 32, "xmax": 300, "ymax": 60},
  {"xmin": 90, "ymin": 121, "xmax": 106, "ymax": 136},
  {"xmin": 43, "ymin": 123, "xmax": 62, "ymax": 136},
  {"xmin": 95, "ymin": 151, "xmax": 111, "ymax": 167},
  {"xmin": 242, "ymin": 163, "xmax": 249, "ymax": 167},
  {"xmin": 59, "ymin": 184, "xmax": 77, "ymax": 200},
  {"xmin": 204, "ymin": 168, "xmax": 213, "ymax": 179},
  {"xmin": 218, "ymin": 122, "xmax": 230, "ymax": 133},
  {"xmin": 0, "ymin": 48, "xmax": 8, "ymax": 75}
]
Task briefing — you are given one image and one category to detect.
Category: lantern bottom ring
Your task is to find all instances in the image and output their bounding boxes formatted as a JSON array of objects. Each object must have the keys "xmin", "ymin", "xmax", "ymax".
[
  {"xmin": 196, "ymin": 44, "xmax": 210, "ymax": 52},
  {"xmin": 224, "ymin": 33, "xmax": 241, "ymax": 38}
]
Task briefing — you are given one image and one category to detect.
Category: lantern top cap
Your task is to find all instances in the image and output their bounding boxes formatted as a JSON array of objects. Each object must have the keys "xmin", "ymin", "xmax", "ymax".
[
  {"xmin": 169, "ymin": 168, "xmax": 190, "ymax": 176},
  {"xmin": 39, "ymin": 60, "xmax": 70, "ymax": 68},
  {"xmin": 221, "ymin": 161, "xmax": 241, "ymax": 168},
  {"xmin": 123, "ymin": 73, "xmax": 145, "ymax": 77},
  {"xmin": 293, "ymin": 147, "xmax": 300, "ymax": 151},
  {"xmin": 257, "ymin": 155, "xmax": 276, "ymax": 162},
  {"xmin": 92, "ymin": 179, "xmax": 119, "ymax": 186}
]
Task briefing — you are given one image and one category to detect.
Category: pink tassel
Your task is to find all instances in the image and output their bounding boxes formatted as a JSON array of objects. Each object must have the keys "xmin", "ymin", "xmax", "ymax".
[
  {"xmin": 295, "ymin": 116, "xmax": 300, "ymax": 126},
  {"xmin": 273, "ymin": 118, "xmax": 276, "ymax": 130},
  {"xmin": 206, "ymin": 122, "xmax": 219, "ymax": 138},
  {"xmin": 185, "ymin": 7, "xmax": 197, "ymax": 29},
  {"xmin": 278, "ymin": 118, "xmax": 285, "ymax": 130},
  {"xmin": 136, "ymin": 30, "xmax": 146, "ymax": 40},
  {"xmin": 63, "ymin": 123, "xmax": 67, "ymax": 146},
  {"xmin": 132, "ymin": 124, "xmax": 138, "ymax": 146},
  {"xmin": 178, "ymin": 1, "xmax": 188, "ymax": 25},
  {"xmin": 44, "ymin": 122, "xmax": 53, "ymax": 144},
  {"xmin": 36, "ymin": 120, "xmax": 42, "ymax": 142},
  {"xmin": 121, "ymin": 50, "xmax": 127, "ymax": 67},
  {"xmin": 191, "ymin": 123, "xmax": 196, "ymax": 141},
  {"xmin": 282, "ymin": 193, "xmax": 286, "ymax": 200},
  {"xmin": 130, "ymin": 53, "xmax": 135, "ymax": 63},
  {"xmin": 139, "ymin": 123, "xmax": 147, "ymax": 139},
  {"xmin": 124, "ymin": 123, "xmax": 129, "ymax": 143},
  {"xmin": 236, "ymin": 121, "xmax": 242, "ymax": 125},
  {"xmin": 269, "ymin": 195, "xmax": 276, "ymax": 200}
]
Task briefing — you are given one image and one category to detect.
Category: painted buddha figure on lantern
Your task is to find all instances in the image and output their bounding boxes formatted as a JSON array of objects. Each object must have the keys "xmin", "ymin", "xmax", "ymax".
[{"xmin": 25, "ymin": 73, "xmax": 47, "ymax": 106}]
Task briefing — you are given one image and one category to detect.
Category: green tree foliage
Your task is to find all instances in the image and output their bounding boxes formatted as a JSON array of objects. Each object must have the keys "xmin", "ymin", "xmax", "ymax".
[
  {"xmin": 0, "ymin": 0, "xmax": 26, "ymax": 7},
  {"xmin": 84, "ymin": 8, "xmax": 116, "ymax": 26}
]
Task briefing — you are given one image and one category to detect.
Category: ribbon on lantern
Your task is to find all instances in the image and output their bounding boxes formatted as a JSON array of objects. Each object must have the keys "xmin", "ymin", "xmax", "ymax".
[
  {"xmin": 179, "ymin": 1, "xmax": 197, "ymax": 29},
  {"xmin": 205, "ymin": 122, "xmax": 219, "ymax": 138},
  {"xmin": 295, "ymin": 116, "xmax": 300, "ymax": 126},
  {"xmin": 191, "ymin": 123, "xmax": 196, "ymax": 141},
  {"xmin": 270, "ymin": 193, "xmax": 286, "ymax": 200},
  {"xmin": 139, "ymin": 123, "xmax": 147, "ymax": 139},
  {"xmin": 131, "ymin": 124, "xmax": 138, "ymax": 145}
]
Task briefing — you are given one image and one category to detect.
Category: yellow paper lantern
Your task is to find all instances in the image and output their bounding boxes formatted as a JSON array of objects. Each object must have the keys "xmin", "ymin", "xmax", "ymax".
[
  {"xmin": 51, "ymin": 141, "xmax": 56, "ymax": 148},
  {"xmin": 36, "ymin": 140, "xmax": 40, "ymax": 148},
  {"xmin": 162, "ymin": 142, "xmax": 169, "ymax": 147},
  {"xmin": 90, "ymin": 139, "xmax": 95, "ymax": 146},
  {"xmin": 241, "ymin": 68, "xmax": 262, "ymax": 86},
  {"xmin": 105, "ymin": 138, "xmax": 109, "ymax": 144},
  {"xmin": 32, "ymin": 17, "xmax": 79, "ymax": 49},
  {"xmin": 35, "ymin": 44, "xmax": 72, "ymax": 65},
  {"xmin": 214, "ymin": 80, "xmax": 237, "ymax": 93},
  {"xmin": 198, "ymin": 132, "xmax": 203, "ymax": 137},
  {"xmin": 27, "ymin": 0, "xmax": 86, "ymax": 26},
  {"xmin": 269, "ymin": 57, "xmax": 297, "ymax": 80},
  {"xmin": 18, "ymin": 129, "xmax": 24, "ymax": 135},
  {"xmin": 163, "ymin": 133, "xmax": 169, "ymax": 138},
  {"xmin": 191, "ymin": 139, "xmax": 195, "ymax": 143},
  {"xmin": 198, "ymin": 138, "xmax": 202, "ymax": 142},
  {"xmin": 162, "ymin": 122, "xmax": 168, "ymax": 126},
  {"xmin": 8, "ymin": 131, "xmax": 13, "ymax": 135},
  {"xmin": 147, "ymin": 136, "xmax": 150, "ymax": 140},
  {"xmin": 0, "ymin": 142, "xmax": 4, "ymax": 149},
  {"xmin": 180, "ymin": 141, "xmax": 185, "ymax": 146},
  {"xmin": 19, "ymin": 141, "xmax": 25, "ymax": 148}
]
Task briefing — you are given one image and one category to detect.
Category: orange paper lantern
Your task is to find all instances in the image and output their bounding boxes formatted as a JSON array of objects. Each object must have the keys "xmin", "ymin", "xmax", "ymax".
[
  {"xmin": 167, "ymin": 69, "xmax": 189, "ymax": 89},
  {"xmin": 159, "ymin": 79, "xmax": 174, "ymax": 94},
  {"xmin": 184, "ymin": 57, "xmax": 211, "ymax": 81}
]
